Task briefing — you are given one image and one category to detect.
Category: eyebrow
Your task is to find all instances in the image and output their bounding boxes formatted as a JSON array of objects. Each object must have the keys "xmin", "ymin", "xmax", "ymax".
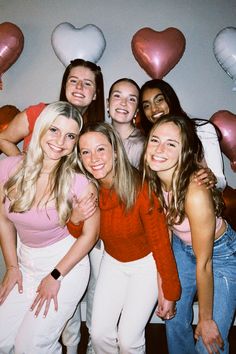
[
  {"xmin": 50, "ymin": 124, "xmax": 79, "ymax": 136},
  {"xmin": 151, "ymin": 134, "xmax": 180, "ymax": 144},
  {"xmin": 67, "ymin": 75, "xmax": 95, "ymax": 83},
  {"xmin": 142, "ymin": 93, "xmax": 164, "ymax": 103},
  {"xmin": 112, "ymin": 90, "xmax": 138, "ymax": 98}
]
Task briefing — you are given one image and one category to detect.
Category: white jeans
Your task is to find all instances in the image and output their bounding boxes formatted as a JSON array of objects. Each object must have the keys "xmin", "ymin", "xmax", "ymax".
[
  {"xmin": 62, "ymin": 240, "xmax": 104, "ymax": 348},
  {"xmin": 0, "ymin": 236, "xmax": 90, "ymax": 354},
  {"xmin": 91, "ymin": 252, "xmax": 158, "ymax": 354}
]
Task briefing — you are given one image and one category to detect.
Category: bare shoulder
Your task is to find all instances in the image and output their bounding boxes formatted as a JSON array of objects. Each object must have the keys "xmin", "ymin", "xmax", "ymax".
[{"xmin": 185, "ymin": 179, "xmax": 212, "ymax": 210}]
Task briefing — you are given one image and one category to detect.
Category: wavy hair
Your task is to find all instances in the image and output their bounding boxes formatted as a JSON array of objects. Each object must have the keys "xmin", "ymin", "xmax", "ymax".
[
  {"xmin": 78, "ymin": 122, "xmax": 141, "ymax": 210},
  {"xmin": 143, "ymin": 115, "xmax": 224, "ymax": 226},
  {"xmin": 4, "ymin": 101, "xmax": 83, "ymax": 225},
  {"xmin": 60, "ymin": 58, "xmax": 105, "ymax": 124}
]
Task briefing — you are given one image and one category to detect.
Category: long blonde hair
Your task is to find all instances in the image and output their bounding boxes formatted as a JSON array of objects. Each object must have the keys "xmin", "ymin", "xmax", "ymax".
[
  {"xmin": 78, "ymin": 122, "xmax": 141, "ymax": 210},
  {"xmin": 4, "ymin": 101, "xmax": 83, "ymax": 225}
]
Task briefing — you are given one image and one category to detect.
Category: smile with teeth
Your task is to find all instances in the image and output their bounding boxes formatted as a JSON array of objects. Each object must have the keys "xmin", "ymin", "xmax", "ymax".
[
  {"xmin": 116, "ymin": 108, "xmax": 129, "ymax": 114},
  {"xmin": 152, "ymin": 112, "xmax": 164, "ymax": 119},
  {"xmin": 91, "ymin": 163, "xmax": 104, "ymax": 171},
  {"xmin": 73, "ymin": 92, "xmax": 85, "ymax": 98},
  {"xmin": 48, "ymin": 144, "xmax": 64, "ymax": 152},
  {"xmin": 152, "ymin": 155, "xmax": 166, "ymax": 162}
]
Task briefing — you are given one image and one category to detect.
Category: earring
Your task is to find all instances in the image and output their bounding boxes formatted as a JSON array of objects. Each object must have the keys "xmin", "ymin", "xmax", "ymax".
[{"xmin": 133, "ymin": 112, "xmax": 137, "ymax": 126}]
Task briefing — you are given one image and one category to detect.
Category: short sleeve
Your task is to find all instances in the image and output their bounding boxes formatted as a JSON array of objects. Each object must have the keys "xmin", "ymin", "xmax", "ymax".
[{"xmin": 0, "ymin": 155, "xmax": 22, "ymax": 184}]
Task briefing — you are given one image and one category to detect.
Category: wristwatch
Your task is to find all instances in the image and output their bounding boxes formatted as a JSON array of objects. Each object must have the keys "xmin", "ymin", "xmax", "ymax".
[{"xmin": 50, "ymin": 268, "xmax": 64, "ymax": 281}]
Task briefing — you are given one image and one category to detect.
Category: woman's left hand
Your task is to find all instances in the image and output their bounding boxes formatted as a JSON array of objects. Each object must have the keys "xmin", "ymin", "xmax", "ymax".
[
  {"xmin": 155, "ymin": 299, "xmax": 176, "ymax": 320},
  {"xmin": 195, "ymin": 319, "xmax": 224, "ymax": 354},
  {"xmin": 30, "ymin": 274, "xmax": 61, "ymax": 317},
  {"xmin": 194, "ymin": 168, "xmax": 217, "ymax": 189}
]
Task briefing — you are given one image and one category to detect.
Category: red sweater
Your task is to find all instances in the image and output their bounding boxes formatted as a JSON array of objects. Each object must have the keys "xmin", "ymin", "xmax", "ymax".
[{"xmin": 68, "ymin": 182, "xmax": 181, "ymax": 301}]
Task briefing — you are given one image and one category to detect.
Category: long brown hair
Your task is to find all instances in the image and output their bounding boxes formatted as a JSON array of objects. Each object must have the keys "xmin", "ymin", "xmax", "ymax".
[
  {"xmin": 143, "ymin": 115, "xmax": 224, "ymax": 226},
  {"xmin": 60, "ymin": 58, "xmax": 105, "ymax": 124}
]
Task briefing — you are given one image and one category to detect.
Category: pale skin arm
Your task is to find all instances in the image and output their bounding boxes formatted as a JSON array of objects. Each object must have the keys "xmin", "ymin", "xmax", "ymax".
[
  {"xmin": 185, "ymin": 182, "xmax": 224, "ymax": 354},
  {"xmin": 30, "ymin": 183, "xmax": 100, "ymax": 318},
  {"xmin": 0, "ymin": 110, "xmax": 29, "ymax": 156},
  {"xmin": 0, "ymin": 183, "xmax": 23, "ymax": 303}
]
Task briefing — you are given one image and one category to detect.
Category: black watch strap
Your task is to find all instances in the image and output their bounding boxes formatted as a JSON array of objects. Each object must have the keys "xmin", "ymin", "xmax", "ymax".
[{"xmin": 50, "ymin": 268, "xmax": 63, "ymax": 281}]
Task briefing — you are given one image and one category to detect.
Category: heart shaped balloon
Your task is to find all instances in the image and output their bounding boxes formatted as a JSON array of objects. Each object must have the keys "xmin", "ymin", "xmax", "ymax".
[
  {"xmin": 213, "ymin": 27, "xmax": 236, "ymax": 91},
  {"xmin": 0, "ymin": 22, "xmax": 24, "ymax": 75},
  {"xmin": 51, "ymin": 22, "xmax": 106, "ymax": 66},
  {"xmin": 222, "ymin": 185, "xmax": 236, "ymax": 231},
  {"xmin": 131, "ymin": 27, "xmax": 186, "ymax": 79},
  {"xmin": 210, "ymin": 110, "xmax": 236, "ymax": 172}
]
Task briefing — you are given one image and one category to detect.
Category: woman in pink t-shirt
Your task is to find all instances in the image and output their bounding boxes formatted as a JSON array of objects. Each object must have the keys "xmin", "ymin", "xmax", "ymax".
[{"xmin": 0, "ymin": 101, "xmax": 100, "ymax": 354}]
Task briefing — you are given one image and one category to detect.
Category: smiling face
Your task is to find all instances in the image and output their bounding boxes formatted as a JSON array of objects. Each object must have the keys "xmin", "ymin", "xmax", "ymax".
[
  {"xmin": 65, "ymin": 66, "xmax": 97, "ymax": 109},
  {"xmin": 145, "ymin": 122, "xmax": 181, "ymax": 183},
  {"xmin": 79, "ymin": 131, "xmax": 115, "ymax": 187},
  {"xmin": 142, "ymin": 88, "xmax": 170, "ymax": 124},
  {"xmin": 40, "ymin": 115, "xmax": 79, "ymax": 162},
  {"xmin": 107, "ymin": 80, "xmax": 139, "ymax": 124}
]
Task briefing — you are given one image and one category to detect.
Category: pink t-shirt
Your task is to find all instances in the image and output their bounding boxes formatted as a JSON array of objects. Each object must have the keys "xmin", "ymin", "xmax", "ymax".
[{"xmin": 0, "ymin": 156, "xmax": 89, "ymax": 248}]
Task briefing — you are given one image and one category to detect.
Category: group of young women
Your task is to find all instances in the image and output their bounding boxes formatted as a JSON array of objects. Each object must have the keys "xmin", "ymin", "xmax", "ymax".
[{"xmin": 0, "ymin": 58, "xmax": 235, "ymax": 354}]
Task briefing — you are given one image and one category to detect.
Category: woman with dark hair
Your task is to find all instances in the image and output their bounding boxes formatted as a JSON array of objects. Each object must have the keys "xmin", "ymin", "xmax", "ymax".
[
  {"xmin": 139, "ymin": 79, "xmax": 226, "ymax": 190},
  {"xmin": 59, "ymin": 58, "xmax": 105, "ymax": 124},
  {"xmin": 0, "ymin": 58, "xmax": 105, "ymax": 156},
  {"xmin": 144, "ymin": 115, "xmax": 236, "ymax": 354}
]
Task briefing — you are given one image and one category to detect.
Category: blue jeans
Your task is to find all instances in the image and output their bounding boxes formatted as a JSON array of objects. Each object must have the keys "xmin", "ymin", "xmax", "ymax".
[{"xmin": 165, "ymin": 223, "xmax": 236, "ymax": 354}]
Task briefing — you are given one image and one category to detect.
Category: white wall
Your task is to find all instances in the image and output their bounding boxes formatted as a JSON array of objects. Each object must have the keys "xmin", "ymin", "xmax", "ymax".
[{"xmin": 1, "ymin": 0, "xmax": 236, "ymax": 186}]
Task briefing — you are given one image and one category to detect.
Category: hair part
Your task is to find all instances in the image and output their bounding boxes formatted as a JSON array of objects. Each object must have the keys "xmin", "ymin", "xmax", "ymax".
[
  {"xmin": 139, "ymin": 79, "xmax": 188, "ymax": 135},
  {"xmin": 59, "ymin": 58, "xmax": 105, "ymax": 124},
  {"xmin": 78, "ymin": 122, "xmax": 141, "ymax": 210}
]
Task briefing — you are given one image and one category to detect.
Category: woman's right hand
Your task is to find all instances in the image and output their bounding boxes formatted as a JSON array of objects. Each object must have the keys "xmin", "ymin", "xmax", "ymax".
[
  {"xmin": 0, "ymin": 267, "xmax": 23, "ymax": 304},
  {"xmin": 195, "ymin": 319, "xmax": 224, "ymax": 354},
  {"xmin": 71, "ymin": 192, "xmax": 98, "ymax": 225}
]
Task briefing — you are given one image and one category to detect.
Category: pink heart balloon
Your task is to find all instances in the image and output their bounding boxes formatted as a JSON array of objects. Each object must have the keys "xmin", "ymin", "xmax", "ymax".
[
  {"xmin": 0, "ymin": 22, "xmax": 24, "ymax": 75},
  {"xmin": 210, "ymin": 110, "xmax": 236, "ymax": 172},
  {"xmin": 131, "ymin": 27, "xmax": 186, "ymax": 79}
]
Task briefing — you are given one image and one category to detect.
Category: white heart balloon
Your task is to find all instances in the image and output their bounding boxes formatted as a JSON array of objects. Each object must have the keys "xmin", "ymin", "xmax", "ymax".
[
  {"xmin": 51, "ymin": 22, "xmax": 106, "ymax": 66},
  {"xmin": 213, "ymin": 27, "xmax": 236, "ymax": 91}
]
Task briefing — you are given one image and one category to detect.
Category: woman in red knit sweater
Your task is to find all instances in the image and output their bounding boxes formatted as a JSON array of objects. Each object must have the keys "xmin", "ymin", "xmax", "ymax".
[{"xmin": 67, "ymin": 122, "xmax": 181, "ymax": 354}]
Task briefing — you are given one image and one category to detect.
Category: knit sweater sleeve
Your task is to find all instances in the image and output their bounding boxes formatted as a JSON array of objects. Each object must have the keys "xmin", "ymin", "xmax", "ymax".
[
  {"xmin": 140, "ymin": 183, "xmax": 181, "ymax": 301},
  {"xmin": 66, "ymin": 220, "xmax": 84, "ymax": 238}
]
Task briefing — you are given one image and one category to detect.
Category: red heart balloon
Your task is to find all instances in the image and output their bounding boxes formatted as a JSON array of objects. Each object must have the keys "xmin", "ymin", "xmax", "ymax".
[
  {"xmin": 210, "ymin": 110, "xmax": 236, "ymax": 172},
  {"xmin": 131, "ymin": 27, "xmax": 186, "ymax": 79},
  {"xmin": 222, "ymin": 186, "xmax": 236, "ymax": 230},
  {"xmin": 0, "ymin": 22, "xmax": 24, "ymax": 75}
]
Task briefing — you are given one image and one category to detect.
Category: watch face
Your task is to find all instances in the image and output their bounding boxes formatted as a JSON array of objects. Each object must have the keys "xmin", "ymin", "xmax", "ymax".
[{"xmin": 51, "ymin": 268, "xmax": 61, "ymax": 280}]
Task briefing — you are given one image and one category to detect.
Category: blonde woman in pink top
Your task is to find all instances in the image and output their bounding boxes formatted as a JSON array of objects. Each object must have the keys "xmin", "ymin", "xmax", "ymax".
[
  {"xmin": 0, "ymin": 101, "xmax": 100, "ymax": 354},
  {"xmin": 144, "ymin": 115, "xmax": 236, "ymax": 354}
]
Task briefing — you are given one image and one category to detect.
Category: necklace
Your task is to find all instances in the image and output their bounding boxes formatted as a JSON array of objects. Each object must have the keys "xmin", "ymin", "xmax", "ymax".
[{"xmin": 124, "ymin": 126, "xmax": 135, "ymax": 140}]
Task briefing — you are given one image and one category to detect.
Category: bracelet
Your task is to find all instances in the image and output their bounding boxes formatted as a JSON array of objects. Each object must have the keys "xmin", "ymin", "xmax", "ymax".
[{"xmin": 6, "ymin": 265, "xmax": 19, "ymax": 271}]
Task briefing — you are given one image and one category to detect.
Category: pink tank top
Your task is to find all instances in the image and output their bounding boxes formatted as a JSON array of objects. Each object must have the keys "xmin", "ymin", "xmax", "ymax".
[{"xmin": 163, "ymin": 190, "xmax": 223, "ymax": 245}]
